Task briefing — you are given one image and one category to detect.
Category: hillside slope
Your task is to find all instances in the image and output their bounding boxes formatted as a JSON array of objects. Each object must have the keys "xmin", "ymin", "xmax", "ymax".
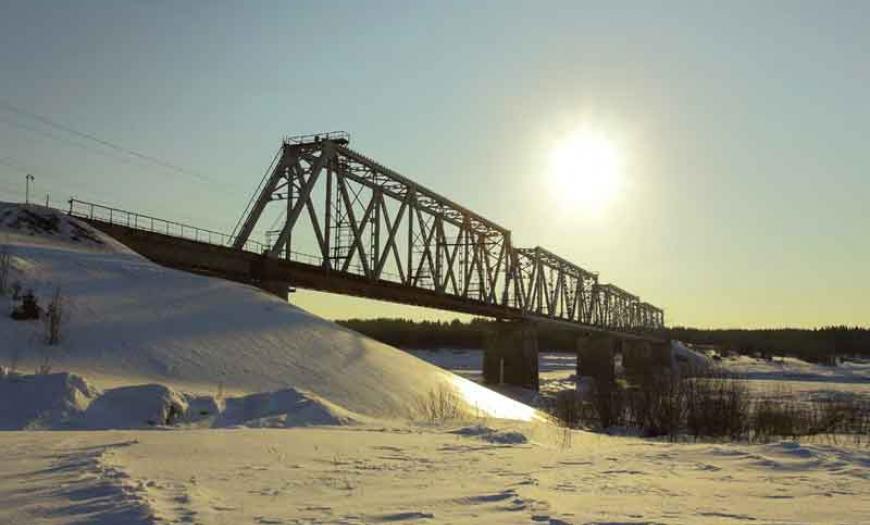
[{"xmin": 0, "ymin": 203, "xmax": 535, "ymax": 421}]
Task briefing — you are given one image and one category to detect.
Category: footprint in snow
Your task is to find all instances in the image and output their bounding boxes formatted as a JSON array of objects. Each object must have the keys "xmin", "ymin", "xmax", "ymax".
[
  {"xmin": 372, "ymin": 445, "xmax": 405, "ymax": 452},
  {"xmin": 532, "ymin": 516, "xmax": 572, "ymax": 525},
  {"xmin": 515, "ymin": 477, "xmax": 538, "ymax": 486},
  {"xmin": 698, "ymin": 511, "xmax": 757, "ymax": 521},
  {"xmin": 465, "ymin": 490, "xmax": 516, "ymax": 503},
  {"xmin": 372, "ymin": 511, "xmax": 435, "ymax": 521}
]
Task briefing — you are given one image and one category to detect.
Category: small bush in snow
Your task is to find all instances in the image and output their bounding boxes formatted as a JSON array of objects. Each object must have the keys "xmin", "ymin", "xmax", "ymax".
[
  {"xmin": 684, "ymin": 370, "xmax": 749, "ymax": 440},
  {"xmin": 591, "ymin": 380, "xmax": 627, "ymax": 430},
  {"xmin": 752, "ymin": 398, "xmax": 804, "ymax": 441},
  {"xmin": 415, "ymin": 385, "xmax": 463, "ymax": 422},
  {"xmin": 625, "ymin": 375, "xmax": 685, "ymax": 439},
  {"xmin": 11, "ymin": 289, "xmax": 39, "ymax": 320},
  {"xmin": 750, "ymin": 396, "xmax": 870, "ymax": 445},
  {"xmin": 545, "ymin": 389, "xmax": 593, "ymax": 429}
]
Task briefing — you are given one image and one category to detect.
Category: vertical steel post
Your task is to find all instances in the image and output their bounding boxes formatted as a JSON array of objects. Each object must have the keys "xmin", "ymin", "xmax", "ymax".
[
  {"xmin": 406, "ymin": 190, "xmax": 414, "ymax": 286},
  {"xmin": 324, "ymin": 167, "xmax": 333, "ymax": 269},
  {"xmin": 371, "ymin": 189, "xmax": 381, "ymax": 277},
  {"xmin": 292, "ymin": 166, "xmax": 302, "ymax": 261}
]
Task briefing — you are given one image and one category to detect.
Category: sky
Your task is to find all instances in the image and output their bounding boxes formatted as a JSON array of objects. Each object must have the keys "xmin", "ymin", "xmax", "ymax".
[{"xmin": 1, "ymin": 0, "xmax": 868, "ymax": 328}]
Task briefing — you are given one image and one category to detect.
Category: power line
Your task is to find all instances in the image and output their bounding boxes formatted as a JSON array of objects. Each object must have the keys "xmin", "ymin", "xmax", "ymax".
[
  {"xmin": 0, "ymin": 99, "xmax": 277, "ymax": 231},
  {"xmin": 0, "ymin": 155, "xmax": 29, "ymax": 173},
  {"xmin": 0, "ymin": 118, "xmax": 232, "ymax": 205},
  {"xmin": 0, "ymin": 115, "xmax": 146, "ymax": 170},
  {"xmin": 0, "ymin": 99, "xmax": 217, "ymax": 185}
]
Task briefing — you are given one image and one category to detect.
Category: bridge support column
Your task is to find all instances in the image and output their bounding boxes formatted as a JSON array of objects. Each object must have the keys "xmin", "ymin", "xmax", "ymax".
[
  {"xmin": 621, "ymin": 339, "xmax": 652, "ymax": 377},
  {"xmin": 576, "ymin": 333, "xmax": 617, "ymax": 387},
  {"xmin": 623, "ymin": 339, "xmax": 673, "ymax": 377},
  {"xmin": 258, "ymin": 280, "xmax": 290, "ymax": 300},
  {"xmin": 483, "ymin": 321, "xmax": 539, "ymax": 390}
]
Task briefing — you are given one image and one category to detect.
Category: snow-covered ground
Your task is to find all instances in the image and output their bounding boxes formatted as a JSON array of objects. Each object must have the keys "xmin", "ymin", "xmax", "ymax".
[
  {"xmin": 1, "ymin": 203, "xmax": 868, "ymax": 524},
  {"xmin": 2, "ymin": 427, "xmax": 867, "ymax": 524}
]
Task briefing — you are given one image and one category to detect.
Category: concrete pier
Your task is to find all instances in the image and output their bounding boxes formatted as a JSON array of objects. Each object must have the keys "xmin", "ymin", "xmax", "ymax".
[
  {"xmin": 576, "ymin": 333, "xmax": 618, "ymax": 386},
  {"xmin": 258, "ymin": 280, "xmax": 291, "ymax": 300},
  {"xmin": 623, "ymin": 339, "xmax": 672, "ymax": 377},
  {"xmin": 483, "ymin": 321, "xmax": 539, "ymax": 389}
]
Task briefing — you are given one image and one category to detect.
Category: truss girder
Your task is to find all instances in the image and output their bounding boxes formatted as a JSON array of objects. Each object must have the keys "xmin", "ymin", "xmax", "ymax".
[{"xmin": 233, "ymin": 137, "xmax": 665, "ymax": 331}]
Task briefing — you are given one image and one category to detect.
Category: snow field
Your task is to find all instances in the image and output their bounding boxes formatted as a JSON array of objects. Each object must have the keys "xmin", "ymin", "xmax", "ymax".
[{"xmin": 1, "ymin": 427, "xmax": 867, "ymax": 524}]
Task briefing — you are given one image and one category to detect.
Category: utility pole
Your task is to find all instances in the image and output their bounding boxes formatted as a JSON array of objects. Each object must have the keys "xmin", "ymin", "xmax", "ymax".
[{"xmin": 25, "ymin": 174, "xmax": 34, "ymax": 205}]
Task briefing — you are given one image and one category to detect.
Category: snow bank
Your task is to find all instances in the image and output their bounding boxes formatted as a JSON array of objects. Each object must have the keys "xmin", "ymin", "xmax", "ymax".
[
  {"xmin": 450, "ymin": 424, "xmax": 529, "ymax": 444},
  {"xmin": 0, "ymin": 371, "xmax": 98, "ymax": 429},
  {"xmin": 721, "ymin": 354, "xmax": 870, "ymax": 384},
  {"xmin": 83, "ymin": 383, "xmax": 188, "ymax": 429},
  {"xmin": 0, "ymin": 371, "xmax": 359, "ymax": 430},
  {"xmin": 216, "ymin": 387, "xmax": 358, "ymax": 428},
  {"xmin": 671, "ymin": 340, "xmax": 710, "ymax": 372},
  {"xmin": 0, "ymin": 203, "xmax": 541, "ymax": 424}
]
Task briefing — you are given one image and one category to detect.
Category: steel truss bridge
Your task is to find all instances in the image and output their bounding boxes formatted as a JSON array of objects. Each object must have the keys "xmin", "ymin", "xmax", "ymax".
[{"xmin": 69, "ymin": 131, "xmax": 664, "ymax": 335}]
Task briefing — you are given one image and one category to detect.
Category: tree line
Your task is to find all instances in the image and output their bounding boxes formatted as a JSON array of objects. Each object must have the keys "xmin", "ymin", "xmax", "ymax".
[{"xmin": 336, "ymin": 318, "xmax": 870, "ymax": 363}]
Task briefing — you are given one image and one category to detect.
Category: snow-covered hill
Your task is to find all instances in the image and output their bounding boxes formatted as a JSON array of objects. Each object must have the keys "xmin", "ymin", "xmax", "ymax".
[{"xmin": 0, "ymin": 203, "xmax": 536, "ymax": 424}]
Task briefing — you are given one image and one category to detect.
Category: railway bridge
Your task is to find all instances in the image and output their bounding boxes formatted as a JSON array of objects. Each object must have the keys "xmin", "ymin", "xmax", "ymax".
[{"xmin": 69, "ymin": 132, "xmax": 668, "ymax": 390}]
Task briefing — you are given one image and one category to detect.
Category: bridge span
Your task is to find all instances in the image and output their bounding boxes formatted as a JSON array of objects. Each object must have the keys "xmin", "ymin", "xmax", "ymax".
[{"xmin": 69, "ymin": 132, "xmax": 669, "ymax": 390}]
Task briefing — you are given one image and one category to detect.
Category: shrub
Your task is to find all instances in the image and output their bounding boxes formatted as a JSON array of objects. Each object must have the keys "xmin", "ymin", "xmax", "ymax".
[
  {"xmin": 415, "ymin": 385, "xmax": 463, "ymax": 422},
  {"xmin": 625, "ymin": 374, "xmax": 686, "ymax": 439},
  {"xmin": 545, "ymin": 369, "xmax": 866, "ymax": 444},
  {"xmin": 591, "ymin": 380, "xmax": 627, "ymax": 429},
  {"xmin": 11, "ymin": 289, "xmax": 39, "ymax": 320},
  {"xmin": 752, "ymin": 398, "xmax": 804, "ymax": 441},
  {"xmin": 43, "ymin": 286, "xmax": 65, "ymax": 345},
  {"xmin": 0, "ymin": 244, "xmax": 10, "ymax": 296},
  {"xmin": 685, "ymin": 370, "xmax": 749, "ymax": 440},
  {"xmin": 545, "ymin": 389, "xmax": 596, "ymax": 429}
]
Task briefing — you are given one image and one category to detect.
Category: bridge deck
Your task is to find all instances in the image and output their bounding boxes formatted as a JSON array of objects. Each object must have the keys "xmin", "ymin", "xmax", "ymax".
[{"xmin": 78, "ymin": 216, "xmax": 661, "ymax": 341}]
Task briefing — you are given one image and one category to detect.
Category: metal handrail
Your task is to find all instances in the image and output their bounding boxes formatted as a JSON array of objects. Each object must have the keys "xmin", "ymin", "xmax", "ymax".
[
  {"xmin": 283, "ymin": 131, "xmax": 350, "ymax": 145},
  {"xmin": 66, "ymin": 199, "xmax": 405, "ymax": 282},
  {"xmin": 67, "ymin": 199, "xmax": 267, "ymax": 253}
]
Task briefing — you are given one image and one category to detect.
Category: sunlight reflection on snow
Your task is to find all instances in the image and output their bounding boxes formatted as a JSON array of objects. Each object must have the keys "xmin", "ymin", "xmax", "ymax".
[{"xmin": 449, "ymin": 375, "xmax": 537, "ymax": 421}]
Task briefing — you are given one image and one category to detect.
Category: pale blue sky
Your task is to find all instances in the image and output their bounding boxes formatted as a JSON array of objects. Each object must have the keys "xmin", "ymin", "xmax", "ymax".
[{"xmin": 1, "ymin": 1, "xmax": 868, "ymax": 327}]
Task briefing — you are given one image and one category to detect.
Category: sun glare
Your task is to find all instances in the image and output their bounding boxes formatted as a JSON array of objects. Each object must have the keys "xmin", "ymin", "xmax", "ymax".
[{"xmin": 549, "ymin": 129, "xmax": 623, "ymax": 215}]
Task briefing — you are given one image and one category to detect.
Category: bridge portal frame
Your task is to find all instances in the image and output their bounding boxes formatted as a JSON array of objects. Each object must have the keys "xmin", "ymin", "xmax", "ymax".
[{"xmin": 232, "ymin": 134, "xmax": 515, "ymax": 312}]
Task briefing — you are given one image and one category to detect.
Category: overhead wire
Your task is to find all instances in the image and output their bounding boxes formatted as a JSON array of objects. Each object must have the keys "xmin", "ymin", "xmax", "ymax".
[
  {"xmin": 0, "ymin": 100, "xmax": 215, "ymax": 184},
  {"xmin": 0, "ymin": 99, "xmax": 269, "ymax": 228}
]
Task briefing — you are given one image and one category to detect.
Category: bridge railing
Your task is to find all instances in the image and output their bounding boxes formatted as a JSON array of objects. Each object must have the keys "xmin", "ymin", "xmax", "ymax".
[
  {"xmin": 68, "ymin": 199, "xmax": 267, "ymax": 253},
  {"xmin": 283, "ymin": 131, "xmax": 350, "ymax": 145},
  {"xmin": 68, "ymin": 199, "xmax": 406, "ymax": 281}
]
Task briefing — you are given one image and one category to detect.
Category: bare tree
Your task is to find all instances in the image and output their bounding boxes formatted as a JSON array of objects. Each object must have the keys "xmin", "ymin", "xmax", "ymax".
[
  {"xmin": 44, "ymin": 286, "xmax": 66, "ymax": 345},
  {"xmin": 0, "ymin": 244, "xmax": 10, "ymax": 296}
]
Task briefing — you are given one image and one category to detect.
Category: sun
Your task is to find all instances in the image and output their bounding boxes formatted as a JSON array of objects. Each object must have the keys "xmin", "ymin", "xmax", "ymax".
[{"xmin": 549, "ymin": 128, "xmax": 623, "ymax": 215}]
